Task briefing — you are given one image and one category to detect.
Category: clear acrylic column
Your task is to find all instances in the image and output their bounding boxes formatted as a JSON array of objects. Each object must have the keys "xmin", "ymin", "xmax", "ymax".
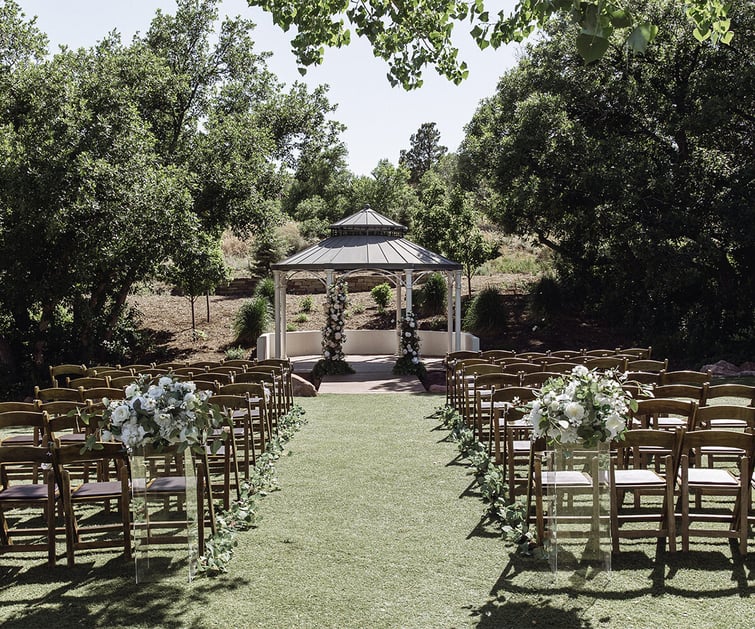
[
  {"xmin": 542, "ymin": 442, "xmax": 611, "ymax": 584},
  {"xmin": 130, "ymin": 446, "xmax": 199, "ymax": 583}
]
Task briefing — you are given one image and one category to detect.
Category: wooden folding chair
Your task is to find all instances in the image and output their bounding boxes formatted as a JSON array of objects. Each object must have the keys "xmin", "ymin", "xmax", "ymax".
[
  {"xmin": 610, "ymin": 428, "xmax": 683, "ymax": 553},
  {"xmin": 0, "ymin": 444, "xmax": 58, "ymax": 565},
  {"xmin": 52, "ymin": 442, "xmax": 131, "ymax": 566},
  {"xmin": 678, "ymin": 430, "xmax": 755, "ymax": 555}
]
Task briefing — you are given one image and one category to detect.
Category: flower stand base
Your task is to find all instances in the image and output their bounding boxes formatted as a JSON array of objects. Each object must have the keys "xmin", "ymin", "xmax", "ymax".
[
  {"xmin": 538, "ymin": 443, "xmax": 611, "ymax": 585},
  {"xmin": 130, "ymin": 446, "xmax": 200, "ymax": 583}
]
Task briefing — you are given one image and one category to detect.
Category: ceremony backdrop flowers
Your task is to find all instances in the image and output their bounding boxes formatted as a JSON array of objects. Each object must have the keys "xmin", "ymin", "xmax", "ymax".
[
  {"xmin": 87, "ymin": 375, "xmax": 224, "ymax": 452},
  {"xmin": 526, "ymin": 366, "xmax": 637, "ymax": 448},
  {"xmin": 314, "ymin": 276, "xmax": 354, "ymax": 378},
  {"xmin": 393, "ymin": 311, "xmax": 426, "ymax": 376}
]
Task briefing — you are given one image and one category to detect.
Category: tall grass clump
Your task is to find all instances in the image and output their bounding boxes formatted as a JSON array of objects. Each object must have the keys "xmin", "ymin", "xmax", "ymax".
[
  {"xmin": 371, "ymin": 282, "xmax": 392, "ymax": 312},
  {"xmin": 463, "ymin": 286, "xmax": 505, "ymax": 335},
  {"xmin": 418, "ymin": 272, "xmax": 447, "ymax": 315},
  {"xmin": 254, "ymin": 276, "xmax": 276, "ymax": 304},
  {"xmin": 234, "ymin": 297, "xmax": 272, "ymax": 346}
]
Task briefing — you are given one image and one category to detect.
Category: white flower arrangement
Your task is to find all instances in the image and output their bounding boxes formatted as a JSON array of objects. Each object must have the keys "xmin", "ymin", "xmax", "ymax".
[
  {"xmin": 96, "ymin": 375, "xmax": 223, "ymax": 452},
  {"xmin": 321, "ymin": 277, "xmax": 348, "ymax": 363},
  {"xmin": 526, "ymin": 366, "xmax": 638, "ymax": 448},
  {"xmin": 393, "ymin": 311, "xmax": 425, "ymax": 376}
]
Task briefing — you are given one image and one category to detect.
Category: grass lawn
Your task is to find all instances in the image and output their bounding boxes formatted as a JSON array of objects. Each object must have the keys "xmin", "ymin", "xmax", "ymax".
[{"xmin": 0, "ymin": 393, "xmax": 754, "ymax": 628}]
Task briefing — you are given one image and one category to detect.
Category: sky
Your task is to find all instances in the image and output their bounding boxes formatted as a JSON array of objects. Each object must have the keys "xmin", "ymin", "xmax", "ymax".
[{"xmin": 15, "ymin": 0, "xmax": 522, "ymax": 176}]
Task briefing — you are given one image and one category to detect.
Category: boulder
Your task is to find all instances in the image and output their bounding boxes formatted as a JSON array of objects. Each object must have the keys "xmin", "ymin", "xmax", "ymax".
[
  {"xmin": 292, "ymin": 373, "xmax": 317, "ymax": 397},
  {"xmin": 700, "ymin": 360, "xmax": 740, "ymax": 376}
]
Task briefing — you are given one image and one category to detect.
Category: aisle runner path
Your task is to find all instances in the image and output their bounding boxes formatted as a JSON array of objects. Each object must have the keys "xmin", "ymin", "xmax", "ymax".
[{"xmin": 225, "ymin": 394, "xmax": 508, "ymax": 628}]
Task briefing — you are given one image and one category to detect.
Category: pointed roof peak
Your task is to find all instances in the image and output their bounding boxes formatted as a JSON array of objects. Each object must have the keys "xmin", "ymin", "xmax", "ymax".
[{"xmin": 331, "ymin": 205, "xmax": 408, "ymax": 234}]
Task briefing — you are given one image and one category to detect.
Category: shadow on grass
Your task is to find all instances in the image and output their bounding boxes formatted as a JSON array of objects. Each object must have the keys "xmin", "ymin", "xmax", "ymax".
[{"xmin": 0, "ymin": 554, "xmax": 250, "ymax": 628}]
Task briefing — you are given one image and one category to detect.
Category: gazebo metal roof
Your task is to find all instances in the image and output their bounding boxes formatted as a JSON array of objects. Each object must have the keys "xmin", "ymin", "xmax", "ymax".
[{"xmin": 271, "ymin": 205, "xmax": 461, "ymax": 272}]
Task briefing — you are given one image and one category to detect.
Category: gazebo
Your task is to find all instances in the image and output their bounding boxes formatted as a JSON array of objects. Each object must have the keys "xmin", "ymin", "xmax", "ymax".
[{"xmin": 269, "ymin": 206, "xmax": 465, "ymax": 359}]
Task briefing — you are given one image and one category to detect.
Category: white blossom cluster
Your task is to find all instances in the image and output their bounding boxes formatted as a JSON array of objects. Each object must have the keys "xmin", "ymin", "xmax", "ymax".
[
  {"xmin": 527, "ymin": 365, "xmax": 634, "ymax": 448},
  {"xmin": 101, "ymin": 375, "xmax": 220, "ymax": 450},
  {"xmin": 399, "ymin": 311, "xmax": 421, "ymax": 365},
  {"xmin": 321, "ymin": 277, "xmax": 348, "ymax": 362}
]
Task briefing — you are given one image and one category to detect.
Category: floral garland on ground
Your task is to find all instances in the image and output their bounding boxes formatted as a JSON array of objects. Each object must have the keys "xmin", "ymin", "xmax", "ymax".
[
  {"xmin": 198, "ymin": 404, "xmax": 308, "ymax": 575},
  {"xmin": 314, "ymin": 277, "xmax": 354, "ymax": 377},
  {"xmin": 393, "ymin": 311, "xmax": 426, "ymax": 377}
]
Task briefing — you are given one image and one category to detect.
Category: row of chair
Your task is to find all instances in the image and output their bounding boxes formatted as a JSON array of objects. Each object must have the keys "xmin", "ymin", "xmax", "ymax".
[
  {"xmin": 0, "ymin": 357, "xmax": 298, "ymax": 566},
  {"xmin": 528, "ymin": 426, "xmax": 754, "ymax": 555}
]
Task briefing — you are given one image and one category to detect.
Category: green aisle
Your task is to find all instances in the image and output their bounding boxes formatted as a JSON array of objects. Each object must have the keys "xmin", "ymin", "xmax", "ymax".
[{"xmin": 215, "ymin": 393, "xmax": 508, "ymax": 628}]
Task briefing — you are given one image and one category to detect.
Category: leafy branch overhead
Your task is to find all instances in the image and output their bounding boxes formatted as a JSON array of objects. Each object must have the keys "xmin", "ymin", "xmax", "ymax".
[{"xmin": 247, "ymin": 0, "xmax": 735, "ymax": 87}]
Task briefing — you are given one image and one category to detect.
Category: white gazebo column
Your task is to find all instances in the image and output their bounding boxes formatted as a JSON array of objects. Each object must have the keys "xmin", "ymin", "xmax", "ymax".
[
  {"xmin": 454, "ymin": 269, "xmax": 462, "ymax": 351},
  {"xmin": 395, "ymin": 272, "xmax": 402, "ymax": 354},
  {"xmin": 280, "ymin": 274, "xmax": 288, "ymax": 358},
  {"xmin": 273, "ymin": 270, "xmax": 282, "ymax": 358},
  {"xmin": 446, "ymin": 271, "xmax": 454, "ymax": 353},
  {"xmin": 405, "ymin": 269, "xmax": 413, "ymax": 314}
]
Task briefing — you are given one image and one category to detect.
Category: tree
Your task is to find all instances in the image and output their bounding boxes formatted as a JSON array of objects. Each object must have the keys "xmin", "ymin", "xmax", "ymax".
[
  {"xmin": 348, "ymin": 160, "xmax": 419, "ymax": 227},
  {"xmin": 247, "ymin": 0, "xmax": 734, "ymax": 88},
  {"xmin": 458, "ymin": 1, "xmax": 755, "ymax": 359},
  {"xmin": 399, "ymin": 122, "xmax": 448, "ymax": 185},
  {"xmin": 0, "ymin": 0, "xmax": 346, "ymax": 374},
  {"xmin": 164, "ymin": 228, "xmax": 230, "ymax": 331}
]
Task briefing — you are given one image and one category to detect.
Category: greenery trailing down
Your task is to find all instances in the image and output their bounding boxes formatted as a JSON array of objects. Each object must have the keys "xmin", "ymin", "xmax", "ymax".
[
  {"xmin": 198, "ymin": 404, "xmax": 308, "ymax": 575},
  {"xmin": 429, "ymin": 404, "xmax": 534, "ymax": 552}
]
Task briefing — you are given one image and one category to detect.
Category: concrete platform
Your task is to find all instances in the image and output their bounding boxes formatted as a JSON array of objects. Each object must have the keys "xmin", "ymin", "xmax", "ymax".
[{"xmin": 290, "ymin": 354, "xmax": 445, "ymax": 394}]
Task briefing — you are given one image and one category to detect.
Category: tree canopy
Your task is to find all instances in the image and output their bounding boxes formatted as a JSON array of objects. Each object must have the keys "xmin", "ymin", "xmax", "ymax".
[
  {"xmin": 247, "ymin": 0, "xmax": 734, "ymax": 88},
  {"xmin": 399, "ymin": 122, "xmax": 448, "ymax": 185},
  {"xmin": 0, "ymin": 0, "xmax": 342, "ymax": 373},
  {"xmin": 458, "ymin": 1, "xmax": 755, "ymax": 360}
]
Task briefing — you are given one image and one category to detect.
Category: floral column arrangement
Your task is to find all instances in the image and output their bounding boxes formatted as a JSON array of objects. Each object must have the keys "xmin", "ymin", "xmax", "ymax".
[
  {"xmin": 393, "ymin": 311, "xmax": 426, "ymax": 377},
  {"xmin": 315, "ymin": 276, "xmax": 354, "ymax": 377}
]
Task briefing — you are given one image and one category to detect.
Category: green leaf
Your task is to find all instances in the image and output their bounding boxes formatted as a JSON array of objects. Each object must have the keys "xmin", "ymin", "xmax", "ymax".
[
  {"xmin": 720, "ymin": 30, "xmax": 734, "ymax": 45},
  {"xmin": 609, "ymin": 8, "xmax": 633, "ymax": 28},
  {"xmin": 576, "ymin": 33, "xmax": 610, "ymax": 63},
  {"xmin": 627, "ymin": 22, "xmax": 659, "ymax": 53}
]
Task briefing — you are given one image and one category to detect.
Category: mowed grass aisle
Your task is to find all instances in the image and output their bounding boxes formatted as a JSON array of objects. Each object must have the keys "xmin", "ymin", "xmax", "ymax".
[{"xmin": 2, "ymin": 393, "xmax": 755, "ymax": 628}]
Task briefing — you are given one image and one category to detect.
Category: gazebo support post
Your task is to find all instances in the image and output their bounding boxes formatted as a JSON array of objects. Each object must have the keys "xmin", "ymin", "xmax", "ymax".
[
  {"xmin": 454, "ymin": 270, "xmax": 462, "ymax": 351},
  {"xmin": 280, "ymin": 274, "xmax": 288, "ymax": 358},
  {"xmin": 273, "ymin": 270, "xmax": 282, "ymax": 359},
  {"xmin": 446, "ymin": 271, "xmax": 454, "ymax": 353},
  {"xmin": 395, "ymin": 273, "xmax": 402, "ymax": 355},
  {"xmin": 405, "ymin": 269, "xmax": 413, "ymax": 315}
]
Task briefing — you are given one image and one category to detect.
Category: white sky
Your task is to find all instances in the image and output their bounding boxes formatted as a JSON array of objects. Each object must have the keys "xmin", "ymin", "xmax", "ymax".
[{"xmin": 15, "ymin": 0, "xmax": 520, "ymax": 176}]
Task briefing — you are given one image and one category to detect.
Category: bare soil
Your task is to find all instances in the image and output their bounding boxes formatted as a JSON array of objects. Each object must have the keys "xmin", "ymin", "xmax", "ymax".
[{"xmin": 128, "ymin": 274, "xmax": 635, "ymax": 364}]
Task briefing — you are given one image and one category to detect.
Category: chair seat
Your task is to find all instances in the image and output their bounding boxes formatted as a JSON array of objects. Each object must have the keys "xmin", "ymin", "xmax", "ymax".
[
  {"xmin": 0, "ymin": 434, "xmax": 37, "ymax": 445},
  {"xmin": 541, "ymin": 471, "xmax": 592, "ymax": 486},
  {"xmin": 147, "ymin": 476, "xmax": 187, "ymax": 492},
  {"xmin": 0, "ymin": 484, "xmax": 54, "ymax": 500},
  {"xmin": 614, "ymin": 469, "xmax": 666, "ymax": 486},
  {"xmin": 72, "ymin": 481, "xmax": 122, "ymax": 499},
  {"xmin": 708, "ymin": 419, "xmax": 748, "ymax": 429},
  {"xmin": 683, "ymin": 468, "xmax": 739, "ymax": 486},
  {"xmin": 511, "ymin": 439, "xmax": 531, "ymax": 453}
]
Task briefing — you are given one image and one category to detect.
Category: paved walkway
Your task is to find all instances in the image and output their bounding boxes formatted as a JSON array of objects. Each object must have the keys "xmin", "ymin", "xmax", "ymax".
[{"xmin": 290, "ymin": 354, "xmax": 444, "ymax": 394}]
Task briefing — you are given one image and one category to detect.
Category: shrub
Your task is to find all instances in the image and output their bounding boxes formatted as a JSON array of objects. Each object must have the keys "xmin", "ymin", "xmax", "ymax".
[
  {"xmin": 295, "ymin": 313, "xmax": 309, "ymax": 323},
  {"xmin": 224, "ymin": 346, "xmax": 247, "ymax": 360},
  {"xmin": 254, "ymin": 276, "xmax": 275, "ymax": 304},
  {"xmin": 233, "ymin": 297, "xmax": 272, "ymax": 347},
  {"xmin": 418, "ymin": 272, "xmax": 447, "ymax": 315},
  {"xmin": 300, "ymin": 295, "xmax": 314, "ymax": 313},
  {"xmin": 463, "ymin": 286, "xmax": 505, "ymax": 335},
  {"xmin": 371, "ymin": 282, "xmax": 393, "ymax": 312},
  {"xmin": 530, "ymin": 275, "xmax": 562, "ymax": 321}
]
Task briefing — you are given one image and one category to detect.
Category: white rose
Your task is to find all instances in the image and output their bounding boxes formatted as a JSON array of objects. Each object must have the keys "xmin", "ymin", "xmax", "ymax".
[
  {"xmin": 605, "ymin": 413, "xmax": 626, "ymax": 438},
  {"xmin": 124, "ymin": 383, "xmax": 139, "ymax": 398},
  {"xmin": 110, "ymin": 404, "xmax": 131, "ymax": 426},
  {"xmin": 564, "ymin": 402, "xmax": 585, "ymax": 421}
]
